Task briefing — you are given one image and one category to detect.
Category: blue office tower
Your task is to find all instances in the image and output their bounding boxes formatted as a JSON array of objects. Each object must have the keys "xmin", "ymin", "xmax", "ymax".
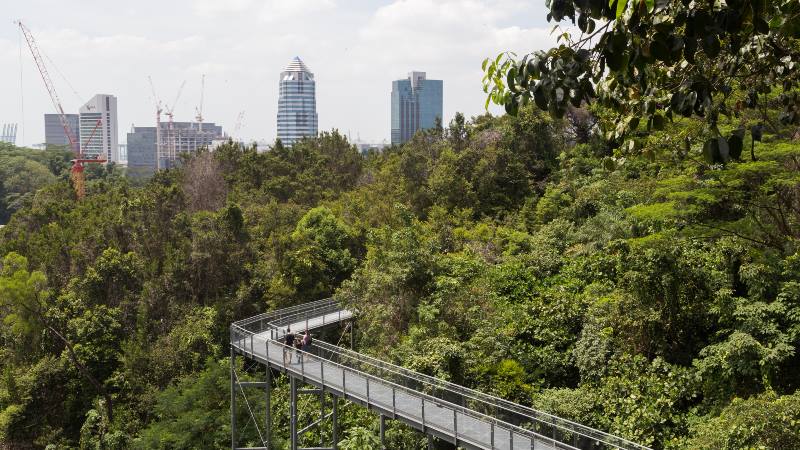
[
  {"xmin": 391, "ymin": 71, "xmax": 443, "ymax": 145},
  {"xmin": 277, "ymin": 57, "xmax": 318, "ymax": 146}
]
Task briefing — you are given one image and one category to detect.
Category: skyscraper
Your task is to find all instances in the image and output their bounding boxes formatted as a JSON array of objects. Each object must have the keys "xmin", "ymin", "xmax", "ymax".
[
  {"xmin": 391, "ymin": 71, "xmax": 443, "ymax": 145},
  {"xmin": 44, "ymin": 114, "xmax": 79, "ymax": 149},
  {"xmin": 79, "ymin": 94, "xmax": 119, "ymax": 162},
  {"xmin": 277, "ymin": 57, "xmax": 318, "ymax": 146}
]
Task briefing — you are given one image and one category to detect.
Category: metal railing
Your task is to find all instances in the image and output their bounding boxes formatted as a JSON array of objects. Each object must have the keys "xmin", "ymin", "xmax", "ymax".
[
  {"xmin": 230, "ymin": 299, "xmax": 651, "ymax": 450},
  {"xmin": 232, "ymin": 329, "xmax": 570, "ymax": 450},
  {"xmin": 311, "ymin": 341, "xmax": 647, "ymax": 450}
]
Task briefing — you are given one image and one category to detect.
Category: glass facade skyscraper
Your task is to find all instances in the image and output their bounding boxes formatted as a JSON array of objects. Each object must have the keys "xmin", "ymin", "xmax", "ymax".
[
  {"xmin": 277, "ymin": 57, "xmax": 318, "ymax": 146},
  {"xmin": 391, "ymin": 71, "xmax": 443, "ymax": 145}
]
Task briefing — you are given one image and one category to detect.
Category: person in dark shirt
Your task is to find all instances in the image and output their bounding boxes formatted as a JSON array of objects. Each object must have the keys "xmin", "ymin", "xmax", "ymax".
[{"xmin": 283, "ymin": 327, "xmax": 295, "ymax": 364}]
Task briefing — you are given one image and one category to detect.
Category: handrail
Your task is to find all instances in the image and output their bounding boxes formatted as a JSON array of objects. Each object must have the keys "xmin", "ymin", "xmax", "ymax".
[
  {"xmin": 234, "ymin": 332, "xmax": 571, "ymax": 450},
  {"xmin": 311, "ymin": 340, "xmax": 646, "ymax": 449},
  {"xmin": 234, "ymin": 298, "xmax": 335, "ymax": 328},
  {"xmin": 230, "ymin": 299, "xmax": 651, "ymax": 450}
]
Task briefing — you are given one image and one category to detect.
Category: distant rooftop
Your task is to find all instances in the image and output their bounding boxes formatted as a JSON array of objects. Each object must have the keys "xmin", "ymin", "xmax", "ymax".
[{"xmin": 284, "ymin": 56, "xmax": 311, "ymax": 73}]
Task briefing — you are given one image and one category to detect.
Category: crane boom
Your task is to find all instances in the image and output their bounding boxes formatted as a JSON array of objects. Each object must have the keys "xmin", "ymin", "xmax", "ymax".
[
  {"xmin": 166, "ymin": 80, "xmax": 187, "ymax": 115},
  {"xmin": 16, "ymin": 20, "xmax": 78, "ymax": 154}
]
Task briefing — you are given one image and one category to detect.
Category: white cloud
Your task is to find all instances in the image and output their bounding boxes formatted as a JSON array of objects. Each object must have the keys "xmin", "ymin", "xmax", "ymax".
[
  {"xmin": 0, "ymin": 0, "xmax": 553, "ymax": 146},
  {"xmin": 259, "ymin": 0, "xmax": 336, "ymax": 23},
  {"xmin": 194, "ymin": 0, "xmax": 255, "ymax": 17}
]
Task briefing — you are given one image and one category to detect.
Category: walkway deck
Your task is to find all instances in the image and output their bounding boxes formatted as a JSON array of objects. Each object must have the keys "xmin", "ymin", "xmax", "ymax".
[{"xmin": 231, "ymin": 299, "xmax": 649, "ymax": 450}]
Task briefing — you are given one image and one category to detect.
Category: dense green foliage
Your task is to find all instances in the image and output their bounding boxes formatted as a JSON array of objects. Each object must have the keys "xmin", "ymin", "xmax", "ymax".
[
  {"xmin": 0, "ymin": 142, "xmax": 71, "ymax": 224},
  {"xmin": 484, "ymin": 0, "xmax": 800, "ymax": 161},
  {"xmin": 3, "ymin": 55, "xmax": 800, "ymax": 450}
]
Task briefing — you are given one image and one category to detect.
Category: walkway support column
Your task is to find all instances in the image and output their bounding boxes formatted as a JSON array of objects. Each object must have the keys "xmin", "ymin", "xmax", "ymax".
[
  {"xmin": 319, "ymin": 390, "xmax": 325, "ymax": 448},
  {"xmin": 290, "ymin": 376, "xmax": 298, "ymax": 450},
  {"xmin": 332, "ymin": 395, "xmax": 339, "ymax": 449},
  {"xmin": 265, "ymin": 366, "xmax": 271, "ymax": 449},
  {"xmin": 230, "ymin": 347, "xmax": 236, "ymax": 450},
  {"xmin": 379, "ymin": 415, "xmax": 386, "ymax": 449}
]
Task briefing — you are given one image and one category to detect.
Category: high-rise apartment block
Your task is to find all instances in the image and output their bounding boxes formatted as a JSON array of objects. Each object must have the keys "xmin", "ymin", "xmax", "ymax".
[
  {"xmin": 0, "ymin": 123, "xmax": 17, "ymax": 145},
  {"xmin": 277, "ymin": 57, "xmax": 318, "ymax": 146},
  {"xmin": 44, "ymin": 114, "xmax": 79, "ymax": 149},
  {"xmin": 127, "ymin": 122, "xmax": 224, "ymax": 173},
  {"xmin": 79, "ymin": 94, "xmax": 118, "ymax": 162},
  {"xmin": 391, "ymin": 71, "xmax": 443, "ymax": 145}
]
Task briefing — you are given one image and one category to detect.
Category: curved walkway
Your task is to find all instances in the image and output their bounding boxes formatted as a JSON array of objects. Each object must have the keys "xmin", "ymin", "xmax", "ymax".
[{"xmin": 230, "ymin": 298, "xmax": 650, "ymax": 450}]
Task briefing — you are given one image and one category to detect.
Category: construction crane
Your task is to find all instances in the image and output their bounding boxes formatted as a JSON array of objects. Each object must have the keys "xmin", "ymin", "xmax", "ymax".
[
  {"xmin": 195, "ymin": 74, "xmax": 205, "ymax": 132},
  {"xmin": 163, "ymin": 80, "xmax": 186, "ymax": 168},
  {"xmin": 233, "ymin": 111, "xmax": 245, "ymax": 138},
  {"xmin": 74, "ymin": 118, "xmax": 103, "ymax": 198},
  {"xmin": 147, "ymin": 76, "xmax": 164, "ymax": 170},
  {"xmin": 16, "ymin": 20, "xmax": 105, "ymax": 199}
]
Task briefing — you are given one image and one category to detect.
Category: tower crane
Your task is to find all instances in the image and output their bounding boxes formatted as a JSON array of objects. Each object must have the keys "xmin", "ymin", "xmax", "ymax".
[
  {"xmin": 195, "ymin": 74, "xmax": 205, "ymax": 132},
  {"xmin": 233, "ymin": 111, "xmax": 245, "ymax": 138},
  {"xmin": 164, "ymin": 80, "xmax": 186, "ymax": 168},
  {"xmin": 16, "ymin": 20, "xmax": 105, "ymax": 199},
  {"xmin": 147, "ymin": 76, "xmax": 164, "ymax": 170}
]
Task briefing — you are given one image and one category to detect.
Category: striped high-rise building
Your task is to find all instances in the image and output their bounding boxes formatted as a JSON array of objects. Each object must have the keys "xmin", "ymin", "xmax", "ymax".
[
  {"xmin": 79, "ymin": 94, "xmax": 119, "ymax": 162},
  {"xmin": 277, "ymin": 57, "xmax": 318, "ymax": 146}
]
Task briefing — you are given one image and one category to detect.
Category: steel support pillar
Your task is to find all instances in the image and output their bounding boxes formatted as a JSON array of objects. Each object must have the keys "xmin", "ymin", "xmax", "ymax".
[
  {"xmin": 332, "ymin": 396, "xmax": 338, "ymax": 450},
  {"xmin": 379, "ymin": 415, "xmax": 386, "ymax": 450},
  {"xmin": 319, "ymin": 389, "xmax": 325, "ymax": 447},
  {"xmin": 290, "ymin": 376, "xmax": 298, "ymax": 450},
  {"xmin": 265, "ymin": 366, "xmax": 271, "ymax": 449},
  {"xmin": 230, "ymin": 347, "xmax": 237, "ymax": 450}
]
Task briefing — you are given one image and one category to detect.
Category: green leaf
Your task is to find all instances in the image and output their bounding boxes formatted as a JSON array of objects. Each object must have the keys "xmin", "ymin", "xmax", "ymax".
[{"xmin": 614, "ymin": 0, "xmax": 628, "ymax": 19}]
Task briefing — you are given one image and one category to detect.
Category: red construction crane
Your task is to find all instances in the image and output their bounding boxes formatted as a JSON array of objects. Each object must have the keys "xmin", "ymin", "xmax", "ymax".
[{"xmin": 16, "ymin": 20, "xmax": 105, "ymax": 199}]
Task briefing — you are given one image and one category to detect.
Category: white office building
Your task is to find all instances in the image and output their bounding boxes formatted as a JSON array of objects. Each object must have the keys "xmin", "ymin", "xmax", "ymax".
[{"xmin": 79, "ymin": 94, "xmax": 119, "ymax": 162}]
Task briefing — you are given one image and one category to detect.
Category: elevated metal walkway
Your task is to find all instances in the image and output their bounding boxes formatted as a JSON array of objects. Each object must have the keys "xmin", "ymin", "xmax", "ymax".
[{"xmin": 230, "ymin": 298, "xmax": 650, "ymax": 450}]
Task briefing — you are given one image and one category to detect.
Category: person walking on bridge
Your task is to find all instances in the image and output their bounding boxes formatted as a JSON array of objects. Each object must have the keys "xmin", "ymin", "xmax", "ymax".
[
  {"xmin": 299, "ymin": 329, "xmax": 312, "ymax": 363},
  {"xmin": 283, "ymin": 326, "xmax": 295, "ymax": 365}
]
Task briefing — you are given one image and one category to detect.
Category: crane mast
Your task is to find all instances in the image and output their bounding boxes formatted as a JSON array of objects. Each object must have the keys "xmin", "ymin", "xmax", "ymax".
[
  {"xmin": 148, "ymin": 76, "xmax": 164, "ymax": 170},
  {"xmin": 17, "ymin": 20, "xmax": 105, "ymax": 199},
  {"xmin": 16, "ymin": 21, "xmax": 78, "ymax": 154}
]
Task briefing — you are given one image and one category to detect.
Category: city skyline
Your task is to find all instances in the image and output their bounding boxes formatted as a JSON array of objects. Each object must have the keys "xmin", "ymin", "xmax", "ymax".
[{"xmin": 0, "ymin": 1, "xmax": 557, "ymax": 147}]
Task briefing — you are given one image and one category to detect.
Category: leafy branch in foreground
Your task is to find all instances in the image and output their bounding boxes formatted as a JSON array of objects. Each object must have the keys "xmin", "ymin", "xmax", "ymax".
[{"xmin": 484, "ymin": 0, "xmax": 800, "ymax": 162}]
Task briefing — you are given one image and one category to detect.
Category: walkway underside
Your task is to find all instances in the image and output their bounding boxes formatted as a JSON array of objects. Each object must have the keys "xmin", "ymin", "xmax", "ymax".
[{"xmin": 230, "ymin": 299, "xmax": 649, "ymax": 450}]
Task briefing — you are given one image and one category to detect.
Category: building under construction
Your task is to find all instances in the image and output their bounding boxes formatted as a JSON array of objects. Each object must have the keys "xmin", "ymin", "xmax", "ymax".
[{"xmin": 127, "ymin": 121, "xmax": 224, "ymax": 174}]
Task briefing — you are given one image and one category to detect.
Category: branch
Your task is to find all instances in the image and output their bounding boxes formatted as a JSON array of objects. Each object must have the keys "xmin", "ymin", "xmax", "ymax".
[
  {"xmin": 15, "ymin": 299, "xmax": 115, "ymax": 422},
  {"xmin": 692, "ymin": 222, "xmax": 779, "ymax": 250}
]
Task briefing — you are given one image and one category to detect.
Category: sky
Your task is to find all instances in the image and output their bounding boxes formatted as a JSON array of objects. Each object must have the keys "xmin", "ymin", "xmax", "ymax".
[{"xmin": 0, "ymin": 0, "xmax": 558, "ymax": 147}]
